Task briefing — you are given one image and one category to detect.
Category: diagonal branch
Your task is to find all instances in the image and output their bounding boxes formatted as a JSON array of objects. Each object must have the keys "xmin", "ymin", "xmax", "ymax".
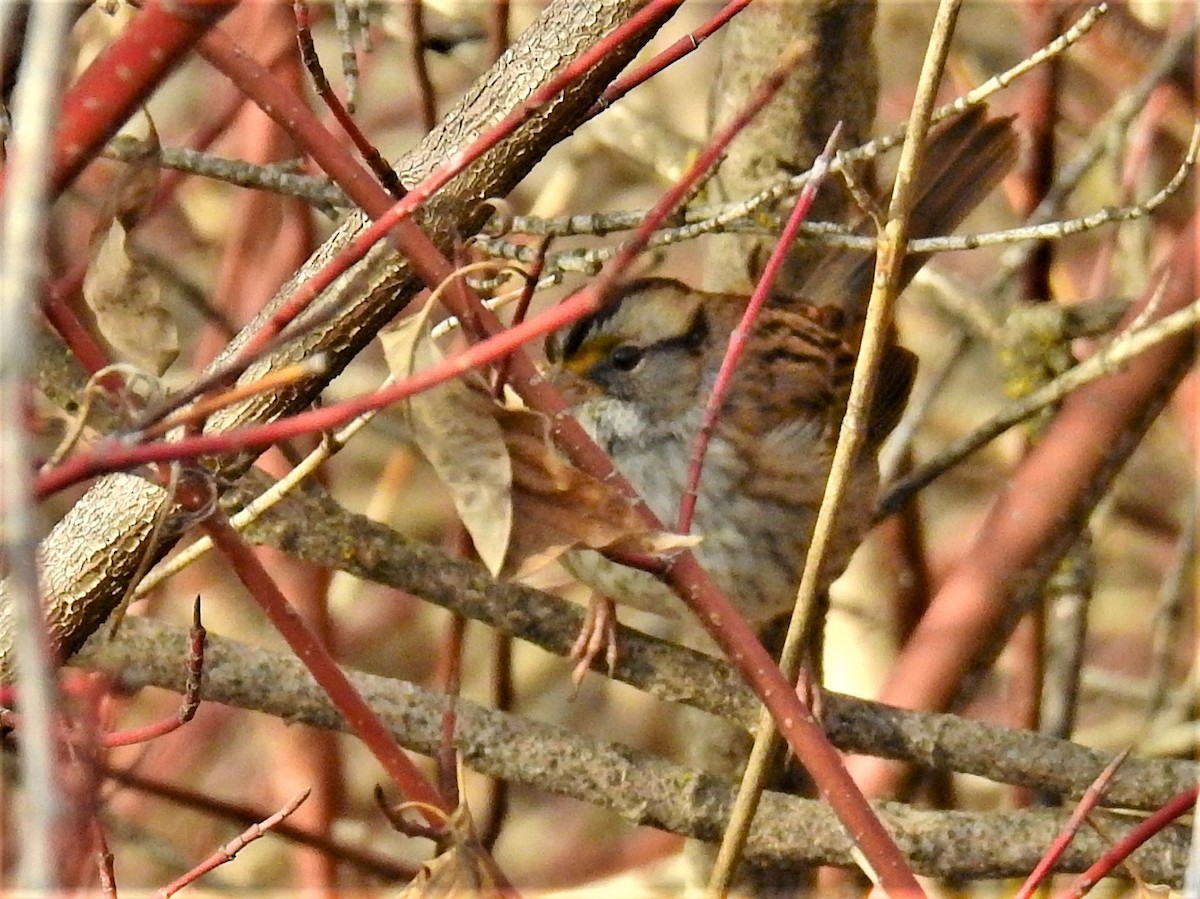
[{"xmin": 0, "ymin": 0, "xmax": 665, "ymax": 679}]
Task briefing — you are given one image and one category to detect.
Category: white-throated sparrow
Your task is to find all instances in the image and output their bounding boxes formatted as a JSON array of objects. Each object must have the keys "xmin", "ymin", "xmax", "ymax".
[{"xmin": 547, "ymin": 108, "xmax": 1018, "ymax": 660}]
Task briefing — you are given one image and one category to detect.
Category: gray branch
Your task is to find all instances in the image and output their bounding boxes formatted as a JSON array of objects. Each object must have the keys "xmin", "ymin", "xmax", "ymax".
[{"xmin": 73, "ymin": 614, "xmax": 1190, "ymax": 884}]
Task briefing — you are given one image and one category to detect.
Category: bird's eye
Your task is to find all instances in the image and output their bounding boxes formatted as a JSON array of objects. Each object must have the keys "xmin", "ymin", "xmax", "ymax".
[{"xmin": 608, "ymin": 344, "xmax": 643, "ymax": 371}]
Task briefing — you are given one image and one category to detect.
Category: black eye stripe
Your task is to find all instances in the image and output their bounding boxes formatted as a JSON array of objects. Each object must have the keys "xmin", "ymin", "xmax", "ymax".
[
  {"xmin": 559, "ymin": 277, "xmax": 692, "ymax": 362},
  {"xmin": 653, "ymin": 333, "xmax": 698, "ymax": 355},
  {"xmin": 654, "ymin": 307, "xmax": 708, "ymax": 355},
  {"xmin": 560, "ymin": 318, "xmax": 594, "ymax": 361}
]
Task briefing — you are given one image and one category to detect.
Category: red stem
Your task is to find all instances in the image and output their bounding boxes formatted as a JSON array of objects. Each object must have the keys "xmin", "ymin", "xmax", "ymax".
[
  {"xmin": 39, "ymin": 0, "xmax": 237, "ymax": 200},
  {"xmin": 489, "ymin": 0, "xmax": 511, "ymax": 61},
  {"xmin": 196, "ymin": 26, "xmax": 388, "ymax": 229},
  {"xmin": 202, "ymin": 511, "xmax": 447, "ymax": 820},
  {"xmin": 1056, "ymin": 784, "xmax": 1198, "ymax": 898},
  {"xmin": 101, "ymin": 598, "xmax": 206, "ymax": 748},
  {"xmin": 591, "ymin": 0, "xmax": 753, "ymax": 115},
  {"xmin": 492, "ymin": 235, "xmax": 551, "ymax": 396},
  {"xmin": 154, "ymin": 789, "xmax": 311, "ymax": 898},
  {"xmin": 1015, "ymin": 749, "xmax": 1128, "ymax": 899},
  {"xmin": 102, "ymin": 763, "xmax": 417, "ymax": 879},
  {"xmin": 40, "ymin": 271, "xmax": 111, "ymax": 376},
  {"xmin": 293, "ymin": 0, "xmax": 403, "ymax": 196},
  {"xmin": 679, "ymin": 123, "xmax": 842, "ymax": 532}
]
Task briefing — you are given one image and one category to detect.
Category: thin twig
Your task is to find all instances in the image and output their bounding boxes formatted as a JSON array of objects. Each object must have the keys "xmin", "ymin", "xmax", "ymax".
[
  {"xmin": 1145, "ymin": 504, "xmax": 1195, "ymax": 719},
  {"xmin": 202, "ymin": 509, "xmax": 447, "ymax": 821},
  {"xmin": 478, "ymin": 115, "xmax": 1198, "ymax": 282},
  {"xmin": 488, "ymin": 0, "xmax": 510, "ymax": 61},
  {"xmin": 994, "ymin": 18, "xmax": 1197, "ymax": 287},
  {"xmin": 680, "ymin": 125, "xmax": 842, "ymax": 532},
  {"xmin": 705, "ymin": 127, "xmax": 844, "ymax": 891},
  {"xmin": 294, "ymin": 0, "xmax": 403, "ymax": 196},
  {"xmin": 714, "ymin": 1, "xmax": 966, "ymax": 888},
  {"xmin": 102, "ymin": 763, "xmax": 417, "ymax": 879},
  {"xmin": 877, "ymin": 290, "xmax": 1200, "ymax": 520},
  {"xmin": 331, "ymin": 0, "xmax": 360, "ymax": 112},
  {"xmin": 1055, "ymin": 784, "xmax": 1198, "ymax": 898},
  {"xmin": 154, "ymin": 789, "xmax": 312, "ymax": 897},
  {"xmin": 1015, "ymin": 748, "xmax": 1129, "ymax": 899},
  {"xmin": 104, "ymin": 136, "xmax": 347, "ymax": 210},
  {"xmin": 591, "ymin": 0, "xmax": 752, "ymax": 114},
  {"xmin": 406, "ymin": 0, "xmax": 437, "ymax": 132}
]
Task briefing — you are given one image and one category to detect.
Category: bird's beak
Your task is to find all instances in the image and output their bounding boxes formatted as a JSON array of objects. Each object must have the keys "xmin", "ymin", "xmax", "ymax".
[{"xmin": 547, "ymin": 364, "xmax": 601, "ymax": 404}]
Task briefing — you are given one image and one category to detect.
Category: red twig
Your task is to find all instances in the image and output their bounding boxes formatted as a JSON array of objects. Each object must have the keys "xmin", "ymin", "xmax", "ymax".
[
  {"xmin": 431, "ymin": 534, "xmax": 466, "ymax": 811},
  {"xmin": 154, "ymin": 788, "xmax": 312, "ymax": 898},
  {"xmin": 437, "ymin": 703, "xmax": 459, "ymax": 811},
  {"xmin": 201, "ymin": 509, "xmax": 447, "ymax": 821},
  {"xmin": 1015, "ymin": 748, "xmax": 1129, "ymax": 899},
  {"xmin": 592, "ymin": 0, "xmax": 753, "ymax": 115},
  {"xmin": 550, "ymin": 47, "xmax": 923, "ymax": 894},
  {"xmin": 492, "ymin": 235, "xmax": 551, "ymax": 396},
  {"xmin": 197, "ymin": 25, "xmax": 388, "ymax": 232},
  {"xmin": 32, "ymin": 317, "xmax": 567, "ymax": 494},
  {"xmin": 1018, "ymin": 0, "xmax": 1064, "ymax": 302},
  {"xmin": 678, "ymin": 123, "xmax": 843, "ymax": 532},
  {"xmin": 39, "ymin": 0, "xmax": 237, "ymax": 199},
  {"xmin": 293, "ymin": 0, "xmax": 403, "ymax": 197},
  {"xmin": 479, "ymin": 631, "xmax": 513, "ymax": 852},
  {"xmin": 103, "ymin": 763, "xmax": 418, "ymax": 880},
  {"xmin": 101, "ymin": 597, "xmax": 205, "ymax": 748},
  {"xmin": 40, "ymin": 272, "xmax": 111, "ymax": 376},
  {"xmin": 3, "ymin": 602, "xmax": 204, "ymax": 751},
  {"xmin": 1055, "ymin": 784, "xmax": 1198, "ymax": 898}
]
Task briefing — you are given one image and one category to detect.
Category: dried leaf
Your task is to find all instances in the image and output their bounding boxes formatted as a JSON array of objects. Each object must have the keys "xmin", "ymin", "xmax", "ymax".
[
  {"xmin": 394, "ymin": 802, "xmax": 507, "ymax": 899},
  {"xmin": 498, "ymin": 405, "xmax": 695, "ymax": 580},
  {"xmin": 379, "ymin": 314, "xmax": 512, "ymax": 576},
  {"xmin": 82, "ymin": 116, "xmax": 177, "ymax": 375},
  {"xmin": 82, "ymin": 218, "xmax": 178, "ymax": 375}
]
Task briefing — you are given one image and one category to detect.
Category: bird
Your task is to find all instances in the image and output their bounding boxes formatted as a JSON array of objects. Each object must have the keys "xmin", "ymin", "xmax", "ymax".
[{"xmin": 546, "ymin": 107, "xmax": 1019, "ymax": 677}]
